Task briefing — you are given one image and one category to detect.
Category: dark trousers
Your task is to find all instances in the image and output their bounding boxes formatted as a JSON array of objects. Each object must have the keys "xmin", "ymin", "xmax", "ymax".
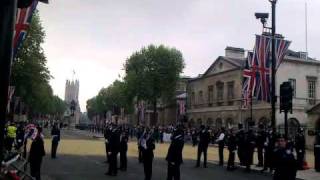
[
  {"xmin": 143, "ymin": 158, "xmax": 153, "ymax": 180},
  {"xmin": 227, "ymin": 151, "xmax": 235, "ymax": 169},
  {"xmin": 51, "ymin": 141, "xmax": 59, "ymax": 158},
  {"xmin": 139, "ymin": 147, "xmax": 143, "ymax": 163},
  {"xmin": 108, "ymin": 152, "xmax": 118, "ymax": 175},
  {"xmin": 264, "ymin": 149, "xmax": 273, "ymax": 170},
  {"xmin": 237, "ymin": 147, "xmax": 244, "ymax": 165},
  {"xmin": 120, "ymin": 151, "xmax": 127, "ymax": 170},
  {"xmin": 30, "ymin": 159, "xmax": 42, "ymax": 180},
  {"xmin": 5, "ymin": 137, "xmax": 14, "ymax": 151},
  {"xmin": 105, "ymin": 143, "xmax": 109, "ymax": 162},
  {"xmin": 296, "ymin": 150, "xmax": 305, "ymax": 169},
  {"xmin": 257, "ymin": 146, "xmax": 264, "ymax": 166},
  {"xmin": 167, "ymin": 163, "xmax": 180, "ymax": 180},
  {"xmin": 196, "ymin": 146, "xmax": 208, "ymax": 167},
  {"xmin": 218, "ymin": 144, "xmax": 224, "ymax": 165}
]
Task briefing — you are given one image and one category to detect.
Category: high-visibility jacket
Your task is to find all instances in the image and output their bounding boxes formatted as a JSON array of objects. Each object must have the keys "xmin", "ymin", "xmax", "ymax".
[{"xmin": 7, "ymin": 125, "xmax": 17, "ymax": 138}]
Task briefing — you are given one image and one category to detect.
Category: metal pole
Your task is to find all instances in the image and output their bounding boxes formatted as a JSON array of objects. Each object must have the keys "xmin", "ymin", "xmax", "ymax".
[
  {"xmin": 284, "ymin": 110, "xmax": 288, "ymax": 139},
  {"xmin": 0, "ymin": 0, "xmax": 17, "ymax": 161},
  {"xmin": 271, "ymin": 0, "xmax": 277, "ymax": 132}
]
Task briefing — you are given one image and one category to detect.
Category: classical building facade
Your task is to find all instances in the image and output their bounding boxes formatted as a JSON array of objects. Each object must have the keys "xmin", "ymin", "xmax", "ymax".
[{"xmin": 187, "ymin": 47, "xmax": 320, "ymax": 143}]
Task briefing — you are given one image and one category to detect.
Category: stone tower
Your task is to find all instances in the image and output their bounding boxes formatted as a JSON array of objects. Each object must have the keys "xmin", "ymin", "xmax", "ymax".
[{"xmin": 64, "ymin": 79, "xmax": 81, "ymax": 126}]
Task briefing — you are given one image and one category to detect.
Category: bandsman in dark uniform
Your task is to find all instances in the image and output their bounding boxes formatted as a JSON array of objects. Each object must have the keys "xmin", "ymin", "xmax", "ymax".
[
  {"xmin": 216, "ymin": 127, "xmax": 226, "ymax": 166},
  {"xmin": 141, "ymin": 129, "xmax": 155, "ymax": 180},
  {"xmin": 227, "ymin": 128, "xmax": 237, "ymax": 171},
  {"xmin": 120, "ymin": 130, "xmax": 129, "ymax": 171},
  {"xmin": 244, "ymin": 128, "xmax": 256, "ymax": 172},
  {"xmin": 106, "ymin": 125, "xmax": 120, "ymax": 176},
  {"xmin": 137, "ymin": 126, "xmax": 144, "ymax": 163},
  {"xmin": 196, "ymin": 125, "xmax": 210, "ymax": 168},
  {"xmin": 236, "ymin": 123, "xmax": 245, "ymax": 166},
  {"xmin": 166, "ymin": 125, "xmax": 184, "ymax": 180},
  {"xmin": 256, "ymin": 124, "xmax": 266, "ymax": 167},
  {"xmin": 273, "ymin": 134, "xmax": 297, "ymax": 180},
  {"xmin": 104, "ymin": 124, "xmax": 112, "ymax": 163},
  {"xmin": 295, "ymin": 128, "xmax": 306, "ymax": 170},
  {"xmin": 262, "ymin": 128, "xmax": 276, "ymax": 172}
]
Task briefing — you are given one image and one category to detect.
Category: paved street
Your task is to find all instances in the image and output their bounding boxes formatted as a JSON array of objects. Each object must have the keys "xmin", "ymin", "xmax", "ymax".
[{"xmin": 39, "ymin": 129, "xmax": 274, "ymax": 180}]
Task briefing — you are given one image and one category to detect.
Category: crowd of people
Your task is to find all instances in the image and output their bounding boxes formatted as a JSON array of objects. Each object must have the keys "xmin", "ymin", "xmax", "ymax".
[
  {"xmin": 102, "ymin": 122, "xmax": 307, "ymax": 180},
  {"xmin": 3, "ymin": 121, "xmax": 61, "ymax": 180}
]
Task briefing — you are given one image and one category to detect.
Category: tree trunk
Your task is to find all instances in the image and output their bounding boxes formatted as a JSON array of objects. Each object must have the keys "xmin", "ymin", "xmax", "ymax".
[{"xmin": 152, "ymin": 99, "xmax": 157, "ymax": 126}]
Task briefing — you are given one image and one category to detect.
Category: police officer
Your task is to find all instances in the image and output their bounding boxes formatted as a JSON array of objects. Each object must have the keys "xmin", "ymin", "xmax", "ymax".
[
  {"xmin": 196, "ymin": 125, "xmax": 210, "ymax": 168},
  {"xmin": 51, "ymin": 123, "xmax": 60, "ymax": 159},
  {"xmin": 236, "ymin": 123, "xmax": 245, "ymax": 166},
  {"xmin": 295, "ymin": 128, "xmax": 306, "ymax": 170},
  {"xmin": 262, "ymin": 128, "xmax": 276, "ymax": 172},
  {"xmin": 104, "ymin": 124, "xmax": 112, "ymax": 163},
  {"xmin": 166, "ymin": 125, "xmax": 184, "ymax": 180},
  {"xmin": 227, "ymin": 128, "xmax": 237, "ymax": 171},
  {"xmin": 120, "ymin": 129, "xmax": 129, "ymax": 171},
  {"xmin": 137, "ymin": 126, "xmax": 144, "ymax": 163},
  {"xmin": 273, "ymin": 134, "xmax": 297, "ymax": 180},
  {"xmin": 256, "ymin": 124, "xmax": 266, "ymax": 167},
  {"xmin": 244, "ymin": 127, "xmax": 256, "ymax": 172},
  {"xmin": 216, "ymin": 127, "xmax": 226, "ymax": 166},
  {"xmin": 142, "ymin": 129, "xmax": 155, "ymax": 180},
  {"xmin": 106, "ymin": 125, "xmax": 120, "ymax": 176}
]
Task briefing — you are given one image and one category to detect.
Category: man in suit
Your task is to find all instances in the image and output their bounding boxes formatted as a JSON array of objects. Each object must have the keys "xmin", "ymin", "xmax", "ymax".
[
  {"xmin": 166, "ymin": 125, "xmax": 184, "ymax": 180},
  {"xmin": 196, "ymin": 125, "xmax": 210, "ymax": 168}
]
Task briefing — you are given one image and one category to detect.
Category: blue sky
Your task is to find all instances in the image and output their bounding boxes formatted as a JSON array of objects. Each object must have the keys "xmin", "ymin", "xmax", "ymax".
[{"xmin": 37, "ymin": 0, "xmax": 320, "ymax": 111}]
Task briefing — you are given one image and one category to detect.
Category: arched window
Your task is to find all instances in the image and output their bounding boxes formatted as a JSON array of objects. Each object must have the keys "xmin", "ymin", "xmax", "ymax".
[
  {"xmin": 197, "ymin": 119, "xmax": 202, "ymax": 126},
  {"xmin": 216, "ymin": 118, "xmax": 223, "ymax": 129},
  {"xmin": 207, "ymin": 118, "xmax": 213, "ymax": 127},
  {"xmin": 226, "ymin": 118, "xmax": 233, "ymax": 128}
]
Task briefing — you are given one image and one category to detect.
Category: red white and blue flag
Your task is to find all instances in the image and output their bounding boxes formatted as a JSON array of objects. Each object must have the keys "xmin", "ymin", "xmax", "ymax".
[
  {"xmin": 253, "ymin": 35, "xmax": 272, "ymax": 102},
  {"xmin": 14, "ymin": 0, "xmax": 38, "ymax": 56},
  {"xmin": 275, "ymin": 37, "xmax": 291, "ymax": 70},
  {"xmin": 242, "ymin": 52, "xmax": 256, "ymax": 108},
  {"xmin": 242, "ymin": 35, "xmax": 291, "ymax": 107}
]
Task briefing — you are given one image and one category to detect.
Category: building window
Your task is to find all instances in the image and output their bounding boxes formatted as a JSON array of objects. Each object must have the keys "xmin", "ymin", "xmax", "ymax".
[
  {"xmin": 191, "ymin": 92, "xmax": 195, "ymax": 106},
  {"xmin": 198, "ymin": 91, "xmax": 203, "ymax": 105},
  {"xmin": 288, "ymin": 79, "xmax": 296, "ymax": 97},
  {"xmin": 219, "ymin": 63, "xmax": 223, "ymax": 70},
  {"xmin": 227, "ymin": 81, "xmax": 234, "ymax": 105},
  {"xmin": 216, "ymin": 82, "xmax": 224, "ymax": 102},
  {"xmin": 208, "ymin": 85, "xmax": 214, "ymax": 106},
  {"xmin": 308, "ymin": 79, "xmax": 316, "ymax": 105}
]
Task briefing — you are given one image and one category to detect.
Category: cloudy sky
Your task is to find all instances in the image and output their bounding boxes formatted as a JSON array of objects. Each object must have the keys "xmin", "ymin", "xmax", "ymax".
[{"xmin": 37, "ymin": 0, "xmax": 320, "ymax": 111}]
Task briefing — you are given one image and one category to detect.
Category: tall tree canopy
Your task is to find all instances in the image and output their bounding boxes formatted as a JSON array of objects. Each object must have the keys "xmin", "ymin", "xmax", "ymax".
[
  {"xmin": 124, "ymin": 44, "xmax": 185, "ymax": 124},
  {"xmin": 11, "ymin": 11, "xmax": 65, "ymax": 117}
]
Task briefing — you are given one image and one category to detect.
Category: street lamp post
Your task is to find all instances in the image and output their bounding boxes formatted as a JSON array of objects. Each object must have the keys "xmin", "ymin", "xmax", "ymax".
[
  {"xmin": 0, "ymin": 0, "xmax": 17, "ymax": 162},
  {"xmin": 270, "ymin": 0, "xmax": 277, "ymax": 132},
  {"xmin": 255, "ymin": 0, "xmax": 277, "ymax": 132}
]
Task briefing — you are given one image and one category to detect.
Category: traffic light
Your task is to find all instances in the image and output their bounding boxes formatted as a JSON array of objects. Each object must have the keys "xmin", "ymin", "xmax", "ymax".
[{"xmin": 280, "ymin": 81, "xmax": 293, "ymax": 113}]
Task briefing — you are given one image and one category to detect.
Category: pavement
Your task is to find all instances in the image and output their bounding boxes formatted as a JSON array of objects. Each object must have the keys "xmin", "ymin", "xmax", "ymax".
[{"xmin": 37, "ymin": 129, "xmax": 319, "ymax": 180}]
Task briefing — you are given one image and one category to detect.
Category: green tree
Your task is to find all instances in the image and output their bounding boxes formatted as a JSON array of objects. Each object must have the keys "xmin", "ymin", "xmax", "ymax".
[
  {"xmin": 124, "ymin": 44, "xmax": 185, "ymax": 125},
  {"xmin": 10, "ymin": 11, "xmax": 56, "ymax": 117}
]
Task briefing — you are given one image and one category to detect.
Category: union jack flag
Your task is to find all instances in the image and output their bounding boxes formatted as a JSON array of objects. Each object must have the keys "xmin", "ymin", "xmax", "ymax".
[
  {"xmin": 242, "ymin": 35, "xmax": 291, "ymax": 106},
  {"xmin": 14, "ymin": 0, "xmax": 38, "ymax": 56},
  {"xmin": 275, "ymin": 37, "xmax": 291, "ymax": 70},
  {"xmin": 253, "ymin": 35, "xmax": 272, "ymax": 102},
  {"xmin": 242, "ymin": 52, "xmax": 256, "ymax": 108}
]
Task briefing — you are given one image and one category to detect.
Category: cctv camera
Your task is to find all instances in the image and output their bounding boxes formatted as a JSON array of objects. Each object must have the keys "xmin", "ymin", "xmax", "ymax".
[{"xmin": 255, "ymin": 13, "xmax": 269, "ymax": 19}]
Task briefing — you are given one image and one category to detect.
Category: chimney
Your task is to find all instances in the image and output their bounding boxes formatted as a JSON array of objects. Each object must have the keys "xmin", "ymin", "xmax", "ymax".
[{"xmin": 225, "ymin": 46, "xmax": 245, "ymax": 59}]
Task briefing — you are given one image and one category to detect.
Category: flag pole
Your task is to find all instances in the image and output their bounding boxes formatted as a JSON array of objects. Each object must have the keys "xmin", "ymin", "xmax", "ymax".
[
  {"xmin": 270, "ymin": 0, "xmax": 277, "ymax": 132},
  {"xmin": 305, "ymin": 0, "xmax": 308, "ymax": 60},
  {"xmin": 0, "ymin": 0, "xmax": 17, "ymax": 161}
]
